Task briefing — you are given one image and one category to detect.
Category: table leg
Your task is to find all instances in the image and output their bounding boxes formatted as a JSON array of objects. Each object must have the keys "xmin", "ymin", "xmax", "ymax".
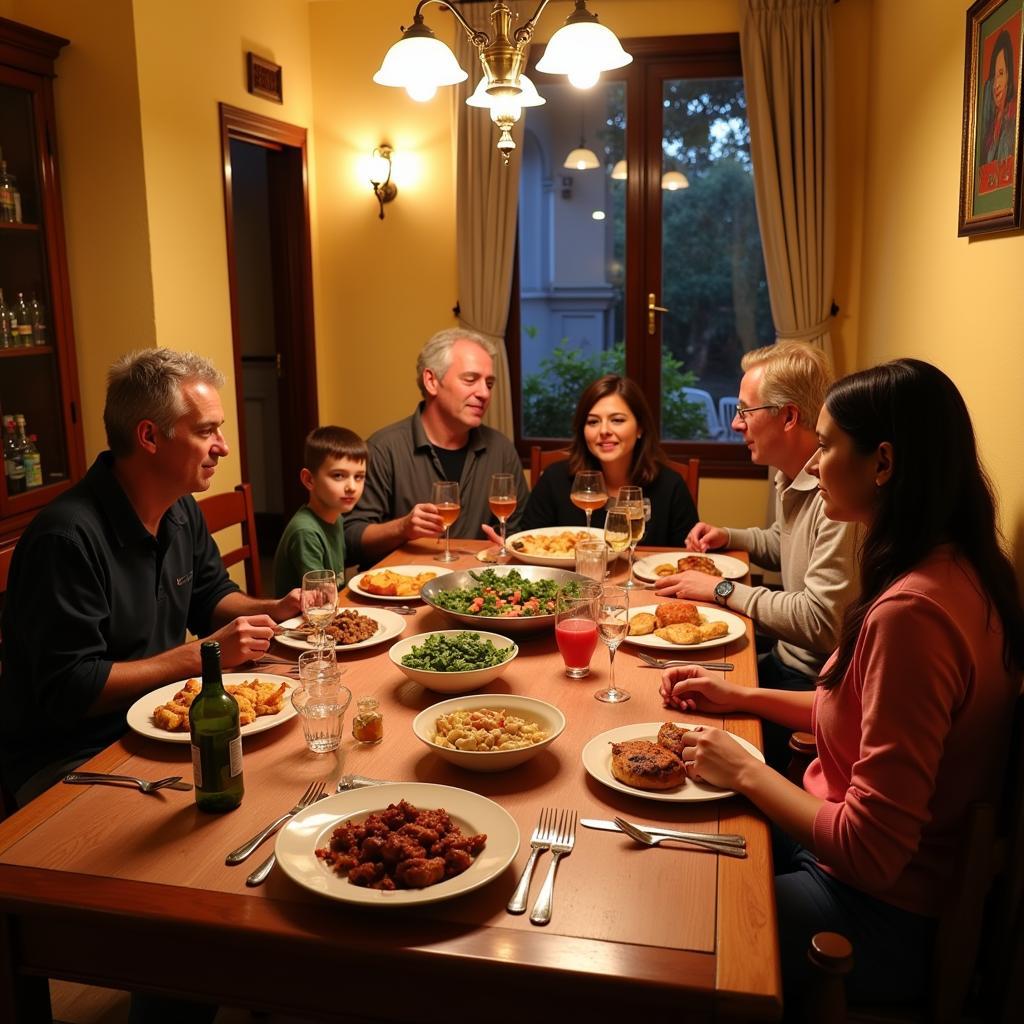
[{"xmin": 0, "ymin": 915, "xmax": 52, "ymax": 1023}]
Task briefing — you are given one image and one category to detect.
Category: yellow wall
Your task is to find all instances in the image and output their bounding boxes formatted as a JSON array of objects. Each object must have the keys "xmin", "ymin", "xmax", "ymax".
[{"xmin": 858, "ymin": 0, "xmax": 1024, "ymax": 573}]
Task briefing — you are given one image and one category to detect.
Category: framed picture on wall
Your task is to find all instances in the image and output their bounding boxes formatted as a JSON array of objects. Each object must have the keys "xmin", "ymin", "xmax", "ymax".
[{"xmin": 959, "ymin": 0, "xmax": 1024, "ymax": 236}]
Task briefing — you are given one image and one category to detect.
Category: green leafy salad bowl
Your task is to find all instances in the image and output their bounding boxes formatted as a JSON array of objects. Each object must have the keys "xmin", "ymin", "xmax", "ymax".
[{"xmin": 388, "ymin": 629, "xmax": 519, "ymax": 694}]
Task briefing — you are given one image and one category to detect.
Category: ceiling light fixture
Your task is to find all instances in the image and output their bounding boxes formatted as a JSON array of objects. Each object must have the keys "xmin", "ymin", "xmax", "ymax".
[
  {"xmin": 661, "ymin": 170, "xmax": 689, "ymax": 191},
  {"xmin": 610, "ymin": 159, "xmax": 627, "ymax": 180},
  {"xmin": 563, "ymin": 99, "xmax": 599, "ymax": 170},
  {"xmin": 373, "ymin": 1, "xmax": 631, "ymax": 163}
]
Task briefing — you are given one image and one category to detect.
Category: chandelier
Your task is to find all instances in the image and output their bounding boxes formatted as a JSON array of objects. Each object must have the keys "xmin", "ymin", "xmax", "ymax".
[{"xmin": 373, "ymin": 1, "xmax": 632, "ymax": 163}]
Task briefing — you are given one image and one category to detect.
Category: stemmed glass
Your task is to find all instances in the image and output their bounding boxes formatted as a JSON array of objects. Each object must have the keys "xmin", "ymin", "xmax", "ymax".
[
  {"xmin": 488, "ymin": 473, "xmax": 517, "ymax": 558},
  {"xmin": 570, "ymin": 470, "xmax": 607, "ymax": 530},
  {"xmin": 301, "ymin": 569, "xmax": 337, "ymax": 649},
  {"xmin": 603, "ymin": 505, "xmax": 631, "ymax": 570},
  {"xmin": 595, "ymin": 584, "xmax": 630, "ymax": 703},
  {"xmin": 432, "ymin": 480, "xmax": 461, "ymax": 563},
  {"xmin": 618, "ymin": 486, "xmax": 644, "ymax": 589}
]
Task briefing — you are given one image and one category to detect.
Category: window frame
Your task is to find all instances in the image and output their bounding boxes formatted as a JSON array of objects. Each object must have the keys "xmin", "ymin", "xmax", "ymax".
[{"xmin": 508, "ymin": 34, "xmax": 768, "ymax": 480}]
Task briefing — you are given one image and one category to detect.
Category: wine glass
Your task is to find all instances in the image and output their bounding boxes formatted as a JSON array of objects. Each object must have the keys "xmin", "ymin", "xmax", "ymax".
[
  {"xmin": 618, "ymin": 487, "xmax": 644, "ymax": 590},
  {"xmin": 570, "ymin": 470, "xmax": 607, "ymax": 530},
  {"xmin": 301, "ymin": 569, "xmax": 337, "ymax": 649},
  {"xmin": 432, "ymin": 480, "xmax": 460, "ymax": 563},
  {"xmin": 488, "ymin": 473, "xmax": 517, "ymax": 557},
  {"xmin": 554, "ymin": 582, "xmax": 601, "ymax": 678},
  {"xmin": 603, "ymin": 505, "xmax": 631, "ymax": 572},
  {"xmin": 595, "ymin": 584, "xmax": 630, "ymax": 703}
]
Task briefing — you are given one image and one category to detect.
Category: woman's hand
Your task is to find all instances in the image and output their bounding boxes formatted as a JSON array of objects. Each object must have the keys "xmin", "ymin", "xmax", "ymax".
[
  {"xmin": 480, "ymin": 523, "xmax": 502, "ymax": 546},
  {"xmin": 660, "ymin": 665, "xmax": 745, "ymax": 714},
  {"xmin": 677, "ymin": 725, "xmax": 760, "ymax": 791}
]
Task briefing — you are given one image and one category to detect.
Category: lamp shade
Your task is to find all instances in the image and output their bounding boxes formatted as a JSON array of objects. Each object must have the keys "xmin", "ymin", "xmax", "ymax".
[
  {"xmin": 563, "ymin": 146, "xmax": 600, "ymax": 170},
  {"xmin": 373, "ymin": 35, "xmax": 467, "ymax": 90},
  {"xmin": 661, "ymin": 170, "xmax": 690, "ymax": 191},
  {"xmin": 466, "ymin": 74, "xmax": 545, "ymax": 109},
  {"xmin": 536, "ymin": 21, "xmax": 633, "ymax": 78},
  {"xmin": 610, "ymin": 159, "xmax": 627, "ymax": 180}
]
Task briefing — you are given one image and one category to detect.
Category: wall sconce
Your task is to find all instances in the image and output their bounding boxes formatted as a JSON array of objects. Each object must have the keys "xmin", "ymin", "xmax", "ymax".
[{"xmin": 369, "ymin": 145, "xmax": 397, "ymax": 219}]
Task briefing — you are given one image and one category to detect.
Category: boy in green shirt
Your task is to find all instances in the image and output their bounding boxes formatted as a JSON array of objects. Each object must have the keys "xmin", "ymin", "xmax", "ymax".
[{"xmin": 273, "ymin": 426, "xmax": 367, "ymax": 596}]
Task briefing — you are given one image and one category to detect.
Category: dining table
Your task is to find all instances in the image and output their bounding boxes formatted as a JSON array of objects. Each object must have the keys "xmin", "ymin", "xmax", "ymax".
[{"xmin": 0, "ymin": 539, "xmax": 782, "ymax": 1022}]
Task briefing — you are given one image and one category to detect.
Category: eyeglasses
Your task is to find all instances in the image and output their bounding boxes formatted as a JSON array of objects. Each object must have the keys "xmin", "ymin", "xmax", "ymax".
[{"xmin": 734, "ymin": 403, "xmax": 780, "ymax": 422}]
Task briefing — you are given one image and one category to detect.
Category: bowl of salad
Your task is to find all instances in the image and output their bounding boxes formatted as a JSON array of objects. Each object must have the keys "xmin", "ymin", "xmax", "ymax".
[
  {"xmin": 388, "ymin": 630, "xmax": 519, "ymax": 693},
  {"xmin": 419, "ymin": 566, "xmax": 590, "ymax": 635}
]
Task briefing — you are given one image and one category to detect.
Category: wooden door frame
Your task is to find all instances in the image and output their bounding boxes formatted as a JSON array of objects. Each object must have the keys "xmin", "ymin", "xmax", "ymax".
[{"xmin": 218, "ymin": 103, "xmax": 317, "ymax": 513}]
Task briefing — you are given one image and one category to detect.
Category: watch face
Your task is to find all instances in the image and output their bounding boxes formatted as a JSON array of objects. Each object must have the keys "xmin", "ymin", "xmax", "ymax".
[{"xmin": 715, "ymin": 580, "xmax": 734, "ymax": 598}]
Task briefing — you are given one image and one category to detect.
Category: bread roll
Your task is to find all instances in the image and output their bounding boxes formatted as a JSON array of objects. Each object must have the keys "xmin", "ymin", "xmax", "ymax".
[{"xmin": 655, "ymin": 601, "xmax": 701, "ymax": 628}]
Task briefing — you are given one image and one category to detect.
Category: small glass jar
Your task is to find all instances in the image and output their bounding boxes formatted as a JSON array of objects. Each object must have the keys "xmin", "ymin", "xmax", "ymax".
[{"xmin": 352, "ymin": 696, "xmax": 383, "ymax": 744}]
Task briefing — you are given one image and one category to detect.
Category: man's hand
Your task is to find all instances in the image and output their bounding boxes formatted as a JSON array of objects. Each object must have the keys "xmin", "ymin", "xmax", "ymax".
[
  {"xmin": 684, "ymin": 522, "xmax": 728, "ymax": 552},
  {"xmin": 653, "ymin": 569, "xmax": 718, "ymax": 601},
  {"xmin": 403, "ymin": 502, "xmax": 445, "ymax": 540},
  {"xmin": 269, "ymin": 588, "xmax": 301, "ymax": 621},
  {"xmin": 207, "ymin": 615, "xmax": 277, "ymax": 667}
]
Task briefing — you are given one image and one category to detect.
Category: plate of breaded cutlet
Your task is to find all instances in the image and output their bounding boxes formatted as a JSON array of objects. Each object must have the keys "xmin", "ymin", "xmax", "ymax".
[{"xmin": 623, "ymin": 600, "xmax": 746, "ymax": 651}]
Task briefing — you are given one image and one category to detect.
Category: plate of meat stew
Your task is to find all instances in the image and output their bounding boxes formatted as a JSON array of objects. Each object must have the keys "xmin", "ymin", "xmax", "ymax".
[{"xmin": 275, "ymin": 607, "xmax": 406, "ymax": 652}]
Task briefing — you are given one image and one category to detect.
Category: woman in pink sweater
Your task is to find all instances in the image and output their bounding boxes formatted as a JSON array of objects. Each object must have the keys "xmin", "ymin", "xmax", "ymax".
[{"xmin": 660, "ymin": 359, "xmax": 1024, "ymax": 1007}]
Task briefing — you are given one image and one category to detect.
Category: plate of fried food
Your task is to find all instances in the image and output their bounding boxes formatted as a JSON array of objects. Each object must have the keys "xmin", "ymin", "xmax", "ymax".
[
  {"xmin": 275, "ymin": 607, "xmax": 406, "ymax": 652},
  {"xmin": 581, "ymin": 721, "xmax": 764, "ymax": 802},
  {"xmin": 624, "ymin": 601, "xmax": 746, "ymax": 650},
  {"xmin": 504, "ymin": 526, "xmax": 601, "ymax": 567},
  {"xmin": 348, "ymin": 565, "xmax": 452, "ymax": 601},
  {"xmin": 275, "ymin": 783, "xmax": 520, "ymax": 906},
  {"xmin": 127, "ymin": 673, "xmax": 296, "ymax": 744},
  {"xmin": 633, "ymin": 551, "xmax": 748, "ymax": 583}
]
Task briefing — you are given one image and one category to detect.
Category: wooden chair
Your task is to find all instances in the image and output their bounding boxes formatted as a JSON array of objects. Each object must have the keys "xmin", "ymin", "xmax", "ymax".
[
  {"xmin": 197, "ymin": 482, "xmax": 263, "ymax": 597},
  {"xmin": 529, "ymin": 446, "xmax": 700, "ymax": 506},
  {"xmin": 799, "ymin": 692, "xmax": 1024, "ymax": 1024}
]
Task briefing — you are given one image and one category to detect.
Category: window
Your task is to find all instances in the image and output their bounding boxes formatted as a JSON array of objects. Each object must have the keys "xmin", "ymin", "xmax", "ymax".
[{"xmin": 509, "ymin": 35, "xmax": 773, "ymax": 475}]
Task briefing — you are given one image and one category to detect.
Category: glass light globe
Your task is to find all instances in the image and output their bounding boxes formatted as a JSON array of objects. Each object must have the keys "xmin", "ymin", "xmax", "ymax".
[
  {"xmin": 568, "ymin": 66, "xmax": 601, "ymax": 89},
  {"xmin": 610, "ymin": 159, "xmax": 627, "ymax": 180},
  {"xmin": 536, "ymin": 20, "xmax": 632, "ymax": 76},
  {"xmin": 563, "ymin": 147, "xmax": 600, "ymax": 171},
  {"xmin": 406, "ymin": 81, "xmax": 438, "ymax": 102},
  {"xmin": 661, "ymin": 170, "xmax": 690, "ymax": 191},
  {"xmin": 373, "ymin": 35, "xmax": 467, "ymax": 91}
]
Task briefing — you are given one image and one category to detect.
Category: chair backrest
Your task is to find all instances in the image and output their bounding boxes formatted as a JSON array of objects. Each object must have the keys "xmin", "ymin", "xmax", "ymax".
[
  {"xmin": 666, "ymin": 457, "xmax": 700, "ymax": 506},
  {"xmin": 529, "ymin": 446, "xmax": 570, "ymax": 486},
  {"xmin": 717, "ymin": 396, "xmax": 742, "ymax": 439},
  {"xmin": 197, "ymin": 483, "xmax": 263, "ymax": 597},
  {"xmin": 0, "ymin": 541, "xmax": 13, "ymax": 596},
  {"xmin": 681, "ymin": 386, "xmax": 722, "ymax": 439}
]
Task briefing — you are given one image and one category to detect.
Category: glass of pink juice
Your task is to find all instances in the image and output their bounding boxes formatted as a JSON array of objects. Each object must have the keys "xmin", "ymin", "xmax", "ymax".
[{"xmin": 555, "ymin": 583, "xmax": 601, "ymax": 678}]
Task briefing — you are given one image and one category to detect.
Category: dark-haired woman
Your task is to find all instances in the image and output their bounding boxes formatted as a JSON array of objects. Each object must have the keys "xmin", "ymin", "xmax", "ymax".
[
  {"xmin": 518, "ymin": 375, "xmax": 697, "ymax": 545},
  {"xmin": 658, "ymin": 359, "xmax": 1024, "ymax": 1006}
]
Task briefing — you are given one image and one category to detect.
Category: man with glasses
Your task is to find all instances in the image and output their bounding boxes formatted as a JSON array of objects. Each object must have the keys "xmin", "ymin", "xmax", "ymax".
[{"xmin": 654, "ymin": 341, "xmax": 860, "ymax": 767}]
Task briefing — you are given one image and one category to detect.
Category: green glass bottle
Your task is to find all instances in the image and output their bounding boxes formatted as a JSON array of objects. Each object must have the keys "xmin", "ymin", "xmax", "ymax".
[{"xmin": 189, "ymin": 641, "xmax": 244, "ymax": 813}]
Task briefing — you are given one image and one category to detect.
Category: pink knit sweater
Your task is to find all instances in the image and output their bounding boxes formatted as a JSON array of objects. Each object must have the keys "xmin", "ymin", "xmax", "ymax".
[{"xmin": 804, "ymin": 548, "xmax": 1019, "ymax": 916}]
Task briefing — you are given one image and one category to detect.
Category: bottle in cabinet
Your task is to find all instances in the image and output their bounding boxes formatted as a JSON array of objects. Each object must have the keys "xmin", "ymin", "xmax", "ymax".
[
  {"xmin": 0, "ymin": 159, "xmax": 20, "ymax": 223},
  {"xmin": 13, "ymin": 293, "xmax": 31, "ymax": 346},
  {"xmin": 189, "ymin": 641, "xmax": 244, "ymax": 813},
  {"xmin": 14, "ymin": 414, "xmax": 41, "ymax": 488},
  {"xmin": 29, "ymin": 292, "xmax": 46, "ymax": 345},
  {"xmin": 0, "ymin": 289, "xmax": 12, "ymax": 348},
  {"xmin": 3, "ymin": 415, "xmax": 25, "ymax": 493}
]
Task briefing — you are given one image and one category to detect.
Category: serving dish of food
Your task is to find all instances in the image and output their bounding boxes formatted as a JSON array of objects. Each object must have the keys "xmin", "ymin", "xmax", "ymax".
[
  {"xmin": 274, "ymin": 782, "xmax": 520, "ymax": 905},
  {"xmin": 348, "ymin": 565, "xmax": 452, "ymax": 601},
  {"xmin": 632, "ymin": 551, "xmax": 748, "ymax": 582},
  {"xmin": 420, "ymin": 565, "xmax": 589, "ymax": 635},
  {"xmin": 412, "ymin": 693, "xmax": 566, "ymax": 772},
  {"xmin": 126, "ymin": 674, "xmax": 296, "ymax": 744},
  {"xmin": 388, "ymin": 630, "xmax": 518, "ymax": 693},
  {"xmin": 623, "ymin": 602, "xmax": 745, "ymax": 651},
  {"xmin": 275, "ymin": 607, "xmax": 406, "ymax": 652},
  {"xmin": 504, "ymin": 526, "xmax": 601, "ymax": 568},
  {"xmin": 581, "ymin": 722, "xmax": 764, "ymax": 802}
]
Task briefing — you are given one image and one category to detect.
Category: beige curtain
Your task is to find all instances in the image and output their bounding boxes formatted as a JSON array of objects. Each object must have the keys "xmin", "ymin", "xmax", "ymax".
[
  {"xmin": 452, "ymin": 1, "xmax": 531, "ymax": 439},
  {"xmin": 740, "ymin": 0, "xmax": 835, "ymax": 358}
]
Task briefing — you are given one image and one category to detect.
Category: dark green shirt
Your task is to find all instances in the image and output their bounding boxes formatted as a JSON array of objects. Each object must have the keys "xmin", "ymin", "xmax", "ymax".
[{"xmin": 273, "ymin": 505, "xmax": 346, "ymax": 597}]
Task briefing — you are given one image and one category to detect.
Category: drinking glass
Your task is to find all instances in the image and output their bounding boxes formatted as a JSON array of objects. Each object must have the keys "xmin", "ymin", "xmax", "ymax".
[
  {"xmin": 432, "ymin": 480, "xmax": 461, "ymax": 563},
  {"xmin": 292, "ymin": 681, "xmax": 352, "ymax": 754},
  {"xmin": 555, "ymin": 582, "xmax": 601, "ymax": 678},
  {"xmin": 488, "ymin": 473, "xmax": 517, "ymax": 557},
  {"xmin": 570, "ymin": 470, "xmax": 607, "ymax": 530},
  {"xmin": 574, "ymin": 538, "xmax": 608, "ymax": 582},
  {"xmin": 603, "ymin": 506, "xmax": 631, "ymax": 572},
  {"xmin": 595, "ymin": 584, "xmax": 630, "ymax": 703},
  {"xmin": 301, "ymin": 569, "xmax": 337, "ymax": 649},
  {"xmin": 617, "ymin": 488, "xmax": 644, "ymax": 589},
  {"xmin": 298, "ymin": 646, "xmax": 337, "ymax": 687}
]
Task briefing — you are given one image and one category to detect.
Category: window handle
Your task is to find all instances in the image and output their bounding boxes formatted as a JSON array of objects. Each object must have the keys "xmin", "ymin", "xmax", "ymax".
[{"xmin": 648, "ymin": 292, "xmax": 669, "ymax": 335}]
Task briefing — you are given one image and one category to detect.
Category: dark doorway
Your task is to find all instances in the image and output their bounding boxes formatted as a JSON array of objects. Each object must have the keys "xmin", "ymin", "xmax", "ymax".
[{"xmin": 219, "ymin": 104, "xmax": 317, "ymax": 568}]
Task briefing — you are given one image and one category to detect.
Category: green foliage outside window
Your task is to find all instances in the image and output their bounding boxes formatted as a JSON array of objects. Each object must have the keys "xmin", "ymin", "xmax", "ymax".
[{"xmin": 521, "ymin": 338, "xmax": 708, "ymax": 440}]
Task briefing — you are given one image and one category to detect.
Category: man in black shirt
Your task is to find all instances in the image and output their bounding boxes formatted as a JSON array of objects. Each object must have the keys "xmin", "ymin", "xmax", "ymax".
[{"xmin": 0, "ymin": 348, "xmax": 300, "ymax": 805}]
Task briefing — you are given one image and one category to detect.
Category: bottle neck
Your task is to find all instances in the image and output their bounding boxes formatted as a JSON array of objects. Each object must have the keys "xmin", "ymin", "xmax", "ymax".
[{"xmin": 200, "ymin": 641, "xmax": 225, "ymax": 692}]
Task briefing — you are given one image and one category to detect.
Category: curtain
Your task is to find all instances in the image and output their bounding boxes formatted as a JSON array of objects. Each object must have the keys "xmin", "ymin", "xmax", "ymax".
[
  {"xmin": 452, "ymin": 1, "xmax": 531, "ymax": 439},
  {"xmin": 740, "ymin": 0, "xmax": 835, "ymax": 358}
]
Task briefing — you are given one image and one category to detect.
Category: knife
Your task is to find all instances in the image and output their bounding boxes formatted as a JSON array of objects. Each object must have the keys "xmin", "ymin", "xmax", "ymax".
[
  {"xmin": 580, "ymin": 818, "xmax": 746, "ymax": 847},
  {"xmin": 335, "ymin": 774, "xmax": 392, "ymax": 792}
]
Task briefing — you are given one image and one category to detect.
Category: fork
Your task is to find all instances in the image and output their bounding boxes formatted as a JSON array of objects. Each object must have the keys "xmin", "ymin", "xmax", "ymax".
[
  {"xmin": 613, "ymin": 816, "xmax": 747, "ymax": 858},
  {"xmin": 246, "ymin": 790, "xmax": 330, "ymax": 886},
  {"xmin": 226, "ymin": 780, "xmax": 326, "ymax": 865},
  {"xmin": 506, "ymin": 808, "xmax": 555, "ymax": 914},
  {"xmin": 529, "ymin": 809, "xmax": 577, "ymax": 925},
  {"xmin": 635, "ymin": 651, "xmax": 734, "ymax": 671},
  {"xmin": 63, "ymin": 772, "xmax": 187, "ymax": 794}
]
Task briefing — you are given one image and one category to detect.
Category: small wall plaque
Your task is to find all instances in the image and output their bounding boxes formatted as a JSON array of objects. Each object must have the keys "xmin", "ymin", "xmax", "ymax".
[{"xmin": 247, "ymin": 52, "xmax": 282, "ymax": 104}]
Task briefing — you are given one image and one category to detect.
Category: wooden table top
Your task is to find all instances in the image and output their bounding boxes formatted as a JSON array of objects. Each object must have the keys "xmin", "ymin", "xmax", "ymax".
[{"xmin": 0, "ymin": 541, "xmax": 781, "ymax": 1022}]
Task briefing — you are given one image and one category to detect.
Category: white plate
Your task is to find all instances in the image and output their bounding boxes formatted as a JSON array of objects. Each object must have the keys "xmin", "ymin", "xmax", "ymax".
[
  {"xmin": 275, "ymin": 783, "xmax": 520, "ymax": 906},
  {"xmin": 505, "ymin": 525, "xmax": 601, "ymax": 568},
  {"xmin": 275, "ymin": 607, "xmax": 406, "ymax": 652},
  {"xmin": 633, "ymin": 551, "xmax": 748, "ymax": 582},
  {"xmin": 581, "ymin": 722, "xmax": 765, "ymax": 802},
  {"xmin": 126, "ymin": 674, "xmax": 296, "ymax": 745},
  {"xmin": 348, "ymin": 565, "xmax": 453, "ymax": 602},
  {"xmin": 622, "ymin": 604, "xmax": 746, "ymax": 651}
]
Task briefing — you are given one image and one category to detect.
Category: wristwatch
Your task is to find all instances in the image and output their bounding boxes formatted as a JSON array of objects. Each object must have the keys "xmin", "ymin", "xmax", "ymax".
[{"xmin": 714, "ymin": 580, "xmax": 735, "ymax": 607}]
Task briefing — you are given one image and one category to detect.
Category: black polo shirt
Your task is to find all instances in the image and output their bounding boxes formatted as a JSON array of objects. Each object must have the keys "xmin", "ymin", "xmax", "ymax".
[{"xmin": 0, "ymin": 452, "xmax": 239, "ymax": 793}]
